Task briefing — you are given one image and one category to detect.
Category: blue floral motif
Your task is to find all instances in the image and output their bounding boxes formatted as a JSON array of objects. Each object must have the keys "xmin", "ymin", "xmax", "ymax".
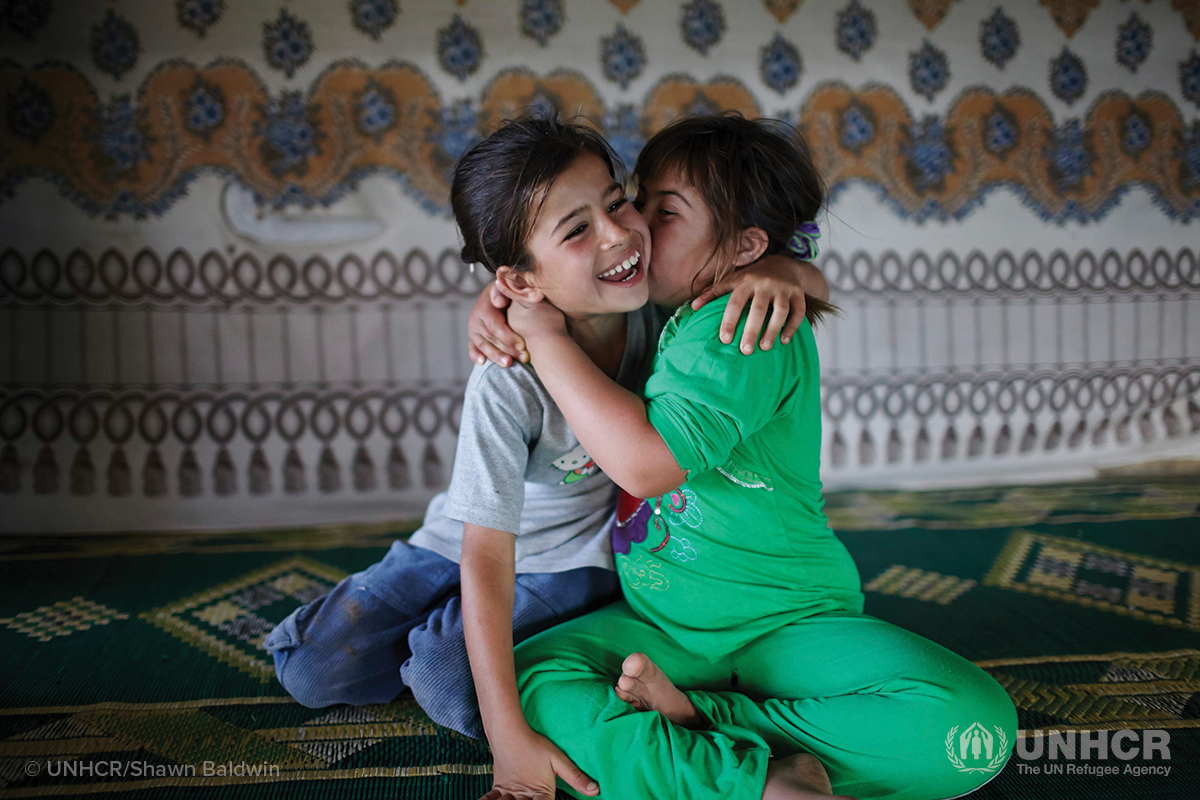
[
  {"xmin": 1120, "ymin": 107, "xmax": 1152, "ymax": 160},
  {"xmin": 354, "ymin": 78, "xmax": 396, "ymax": 140},
  {"xmin": 601, "ymin": 24, "xmax": 645, "ymax": 90},
  {"xmin": 773, "ymin": 109, "xmax": 799, "ymax": 130},
  {"xmin": 520, "ymin": 0, "xmax": 562, "ymax": 47},
  {"xmin": 176, "ymin": 0, "xmax": 224, "ymax": 38},
  {"xmin": 183, "ymin": 78, "xmax": 224, "ymax": 140},
  {"xmin": 838, "ymin": 100, "xmax": 875, "ymax": 155},
  {"xmin": 1115, "ymin": 12, "xmax": 1152, "ymax": 73},
  {"xmin": 6, "ymin": 78, "xmax": 54, "ymax": 144},
  {"xmin": 686, "ymin": 90, "xmax": 721, "ymax": 117},
  {"xmin": 91, "ymin": 10, "xmax": 140, "ymax": 81},
  {"xmin": 263, "ymin": 9, "xmax": 313, "ymax": 79},
  {"xmin": 350, "ymin": 0, "xmax": 397, "ymax": 41},
  {"xmin": 681, "ymin": 0, "xmax": 724, "ymax": 56},
  {"xmin": 427, "ymin": 99, "xmax": 481, "ymax": 183},
  {"xmin": 1182, "ymin": 52, "xmax": 1200, "ymax": 109},
  {"xmin": 436, "ymin": 99, "xmax": 480, "ymax": 161},
  {"xmin": 1177, "ymin": 122, "xmax": 1200, "ymax": 191},
  {"xmin": 1049, "ymin": 48, "xmax": 1087, "ymax": 106},
  {"xmin": 760, "ymin": 34, "xmax": 801, "ymax": 95},
  {"xmin": 982, "ymin": 103, "xmax": 1018, "ymax": 161},
  {"xmin": 909, "ymin": 40, "xmax": 949, "ymax": 102},
  {"xmin": 526, "ymin": 91, "xmax": 562, "ymax": 119},
  {"xmin": 438, "ymin": 15, "xmax": 484, "ymax": 82},
  {"xmin": 835, "ymin": 0, "xmax": 875, "ymax": 62},
  {"xmin": 604, "ymin": 103, "xmax": 643, "ymax": 170},
  {"xmin": 902, "ymin": 115, "xmax": 956, "ymax": 193},
  {"xmin": 7, "ymin": 0, "xmax": 51, "ymax": 39},
  {"xmin": 254, "ymin": 91, "xmax": 323, "ymax": 178},
  {"xmin": 90, "ymin": 95, "xmax": 152, "ymax": 180},
  {"xmin": 1043, "ymin": 119, "xmax": 1094, "ymax": 194},
  {"xmin": 979, "ymin": 8, "xmax": 1019, "ymax": 70}
]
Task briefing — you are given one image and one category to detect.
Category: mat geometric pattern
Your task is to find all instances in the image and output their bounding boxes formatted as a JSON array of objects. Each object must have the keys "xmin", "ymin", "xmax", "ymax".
[{"xmin": 2, "ymin": 481, "xmax": 1199, "ymax": 799}]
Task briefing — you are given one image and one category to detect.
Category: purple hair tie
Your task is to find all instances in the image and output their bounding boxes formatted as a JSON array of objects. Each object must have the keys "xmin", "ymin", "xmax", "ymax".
[{"xmin": 787, "ymin": 222, "xmax": 821, "ymax": 261}]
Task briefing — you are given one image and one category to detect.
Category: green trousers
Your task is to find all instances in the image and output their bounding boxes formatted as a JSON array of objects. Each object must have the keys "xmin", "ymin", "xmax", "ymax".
[{"xmin": 514, "ymin": 600, "xmax": 1017, "ymax": 800}]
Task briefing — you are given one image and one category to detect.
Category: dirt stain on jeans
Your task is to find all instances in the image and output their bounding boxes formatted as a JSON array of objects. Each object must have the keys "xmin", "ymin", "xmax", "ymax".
[{"xmin": 345, "ymin": 599, "xmax": 363, "ymax": 625}]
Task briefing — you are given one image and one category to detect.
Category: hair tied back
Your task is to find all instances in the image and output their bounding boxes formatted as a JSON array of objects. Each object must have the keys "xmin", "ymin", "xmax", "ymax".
[{"xmin": 787, "ymin": 222, "xmax": 821, "ymax": 261}]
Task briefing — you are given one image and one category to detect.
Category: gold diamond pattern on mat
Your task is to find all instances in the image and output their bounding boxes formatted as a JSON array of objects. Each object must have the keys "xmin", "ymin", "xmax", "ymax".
[
  {"xmin": 0, "ymin": 697, "xmax": 487, "ymax": 791},
  {"xmin": 258, "ymin": 700, "xmax": 447, "ymax": 763},
  {"xmin": 983, "ymin": 531, "xmax": 1200, "ymax": 631},
  {"xmin": 824, "ymin": 483, "xmax": 1200, "ymax": 532},
  {"xmin": 977, "ymin": 648, "xmax": 1200, "ymax": 735},
  {"xmin": 863, "ymin": 565, "xmax": 977, "ymax": 604},
  {"xmin": 140, "ymin": 557, "xmax": 345, "ymax": 681},
  {"xmin": 0, "ymin": 597, "xmax": 129, "ymax": 642}
]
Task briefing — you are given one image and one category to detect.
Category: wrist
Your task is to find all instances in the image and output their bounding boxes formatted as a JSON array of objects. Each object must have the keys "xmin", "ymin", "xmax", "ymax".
[
  {"xmin": 486, "ymin": 717, "xmax": 539, "ymax": 750},
  {"xmin": 523, "ymin": 329, "xmax": 571, "ymax": 358}
]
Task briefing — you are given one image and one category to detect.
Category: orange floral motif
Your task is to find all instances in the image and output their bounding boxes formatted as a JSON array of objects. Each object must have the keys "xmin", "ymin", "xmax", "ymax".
[
  {"xmin": 477, "ymin": 69, "xmax": 604, "ymax": 136},
  {"xmin": 762, "ymin": 0, "xmax": 803, "ymax": 24},
  {"xmin": 1039, "ymin": 0, "xmax": 1100, "ymax": 37},
  {"xmin": 907, "ymin": 0, "xmax": 961, "ymax": 30},
  {"xmin": 1170, "ymin": 0, "xmax": 1200, "ymax": 39},
  {"xmin": 803, "ymin": 83, "xmax": 1197, "ymax": 220},
  {"xmin": 1, "ymin": 62, "xmax": 1197, "ymax": 222},
  {"xmin": 609, "ymin": 0, "xmax": 640, "ymax": 13},
  {"xmin": 642, "ymin": 75, "xmax": 760, "ymax": 135}
]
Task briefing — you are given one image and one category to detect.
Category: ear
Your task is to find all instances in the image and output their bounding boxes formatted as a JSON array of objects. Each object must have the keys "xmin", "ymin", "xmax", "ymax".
[
  {"xmin": 732, "ymin": 227, "xmax": 770, "ymax": 268},
  {"xmin": 495, "ymin": 266, "xmax": 545, "ymax": 304}
]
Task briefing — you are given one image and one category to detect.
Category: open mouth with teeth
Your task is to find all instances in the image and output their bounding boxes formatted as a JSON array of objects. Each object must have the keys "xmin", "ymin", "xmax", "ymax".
[{"xmin": 598, "ymin": 251, "xmax": 642, "ymax": 283}]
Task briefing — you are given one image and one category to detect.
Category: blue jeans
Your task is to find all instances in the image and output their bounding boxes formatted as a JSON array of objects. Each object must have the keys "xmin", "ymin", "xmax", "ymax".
[{"xmin": 262, "ymin": 540, "xmax": 619, "ymax": 739}]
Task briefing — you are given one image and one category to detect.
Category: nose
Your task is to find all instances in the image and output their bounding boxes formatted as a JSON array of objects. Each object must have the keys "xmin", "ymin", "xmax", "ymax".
[{"xmin": 596, "ymin": 207, "xmax": 630, "ymax": 250}]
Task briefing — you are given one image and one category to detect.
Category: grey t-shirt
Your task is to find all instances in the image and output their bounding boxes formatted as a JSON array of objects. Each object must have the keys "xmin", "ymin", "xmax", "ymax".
[{"xmin": 408, "ymin": 304, "xmax": 666, "ymax": 574}]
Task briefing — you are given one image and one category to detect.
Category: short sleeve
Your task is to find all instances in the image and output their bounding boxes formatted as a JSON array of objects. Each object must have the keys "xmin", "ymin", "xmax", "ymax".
[
  {"xmin": 644, "ymin": 300, "xmax": 807, "ymax": 475},
  {"xmin": 441, "ymin": 363, "xmax": 539, "ymax": 535}
]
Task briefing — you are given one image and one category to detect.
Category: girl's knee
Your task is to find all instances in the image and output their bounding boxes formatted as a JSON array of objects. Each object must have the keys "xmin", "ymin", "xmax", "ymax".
[{"xmin": 274, "ymin": 643, "xmax": 338, "ymax": 708}]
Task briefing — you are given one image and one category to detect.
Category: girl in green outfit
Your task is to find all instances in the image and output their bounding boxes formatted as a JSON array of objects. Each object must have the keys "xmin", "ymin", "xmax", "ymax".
[{"xmin": 488, "ymin": 114, "xmax": 1019, "ymax": 800}]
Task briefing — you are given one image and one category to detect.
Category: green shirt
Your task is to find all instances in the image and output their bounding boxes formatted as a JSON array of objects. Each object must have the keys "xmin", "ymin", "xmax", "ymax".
[{"xmin": 612, "ymin": 298, "xmax": 864, "ymax": 659}]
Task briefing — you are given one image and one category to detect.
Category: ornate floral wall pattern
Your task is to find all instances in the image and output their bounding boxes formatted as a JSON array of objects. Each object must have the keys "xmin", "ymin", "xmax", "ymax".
[{"xmin": 3, "ymin": 60, "xmax": 1199, "ymax": 222}]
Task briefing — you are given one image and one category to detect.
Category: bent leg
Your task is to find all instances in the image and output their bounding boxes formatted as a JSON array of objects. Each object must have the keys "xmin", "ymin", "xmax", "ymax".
[
  {"xmin": 402, "ymin": 566, "xmax": 619, "ymax": 739},
  {"xmin": 694, "ymin": 612, "xmax": 1017, "ymax": 800},
  {"xmin": 514, "ymin": 600, "xmax": 774, "ymax": 800},
  {"xmin": 263, "ymin": 540, "xmax": 458, "ymax": 708}
]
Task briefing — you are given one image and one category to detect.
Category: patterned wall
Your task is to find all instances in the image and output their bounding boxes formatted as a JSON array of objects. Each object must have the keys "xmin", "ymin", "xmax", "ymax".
[{"xmin": 1, "ymin": 0, "xmax": 1197, "ymax": 532}]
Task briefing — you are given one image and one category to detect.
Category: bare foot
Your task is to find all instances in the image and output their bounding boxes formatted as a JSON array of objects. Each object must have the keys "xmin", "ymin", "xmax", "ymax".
[
  {"xmin": 614, "ymin": 652, "xmax": 701, "ymax": 727},
  {"xmin": 763, "ymin": 753, "xmax": 858, "ymax": 800}
]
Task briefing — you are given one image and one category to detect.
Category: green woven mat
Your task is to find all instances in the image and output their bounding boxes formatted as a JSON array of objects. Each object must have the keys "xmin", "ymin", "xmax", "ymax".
[{"xmin": 1, "ymin": 481, "xmax": 1198, "ymax": 799}]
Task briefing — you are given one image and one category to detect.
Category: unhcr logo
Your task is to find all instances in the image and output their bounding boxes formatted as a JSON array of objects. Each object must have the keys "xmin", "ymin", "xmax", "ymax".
[{"xmin": 945, "ymin": 722, "xmax": 1010, "ymax": 773}]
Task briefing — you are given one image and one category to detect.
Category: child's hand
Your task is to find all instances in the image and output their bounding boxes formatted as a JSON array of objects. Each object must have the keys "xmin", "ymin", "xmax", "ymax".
[
  {"xmin": 468, "ymin": 282, "xmax": 528, "ymax": 367},
  {"xmin": 496, "ymin": 284, "xmax": 569, "ymax": 343},
  {"xmin": 691, "ymin": 254, "xmax": 830, "ymax": 354},
  {"xmin": 482, "ymin": 729, "xmax": 599, "ymax": 800}
]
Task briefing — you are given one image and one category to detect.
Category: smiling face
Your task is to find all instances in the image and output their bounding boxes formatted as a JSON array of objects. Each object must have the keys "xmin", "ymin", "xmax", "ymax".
[
  {"xmin": 636, "ymin": 166, "xmax": 721, "ymax": 309},
  {"xmin": 517, "ymin": 152, "xmax": 651, "ymax": 317}
]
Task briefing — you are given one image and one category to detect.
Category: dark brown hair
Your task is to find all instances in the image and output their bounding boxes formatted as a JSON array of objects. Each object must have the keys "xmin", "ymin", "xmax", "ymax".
[
  {"xmin": 633, "ymin": 111, "xmax": 837, "ymax": 326},
  {"xmin": 451, "ymin": 113, "xmax": 624, "ymax": 274}
]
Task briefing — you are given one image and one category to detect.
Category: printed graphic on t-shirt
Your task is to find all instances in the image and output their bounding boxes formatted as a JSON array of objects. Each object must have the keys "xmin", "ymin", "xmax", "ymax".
[
  {"xmin": 552, "ymin": 444, "xmax": 599, "ymax": 484},
  {"xmin": 618, "ymin": 555, "xmax": 670, "ymax": 591},
  {"xmin": 613, "ymin": 488, "xmax": 703, "ymax": 564}
]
